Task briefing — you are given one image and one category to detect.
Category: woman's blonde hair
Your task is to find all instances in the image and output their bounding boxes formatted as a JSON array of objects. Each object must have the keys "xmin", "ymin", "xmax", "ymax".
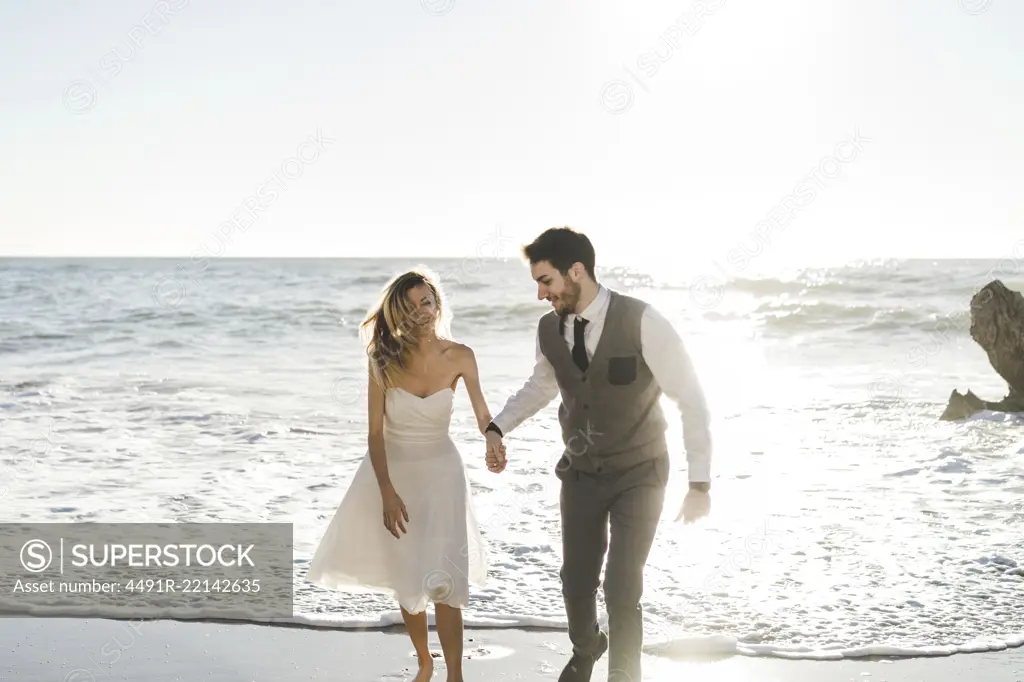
[{"xmin": 359, "ymin": 267, "xmax": 450, "ymax": 389}]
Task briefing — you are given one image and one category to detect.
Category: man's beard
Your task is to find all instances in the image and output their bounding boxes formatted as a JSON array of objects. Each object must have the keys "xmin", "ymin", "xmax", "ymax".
[{"xmin": 553, "ymin": 279, "xmax": 582, "ymax": 315}]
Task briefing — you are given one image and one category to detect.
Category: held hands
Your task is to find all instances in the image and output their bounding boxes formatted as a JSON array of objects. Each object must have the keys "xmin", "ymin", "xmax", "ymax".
[
  {"xmin": 485, "ymin": 431, "xmax": 507, "ymax": 473},
  {"xmin": 381, "ymin": 486, "xmax": 409, "ymax": 539},
  {"xmin": 675, "ymin": 485, "xmax": 711, "ymax": 524}
]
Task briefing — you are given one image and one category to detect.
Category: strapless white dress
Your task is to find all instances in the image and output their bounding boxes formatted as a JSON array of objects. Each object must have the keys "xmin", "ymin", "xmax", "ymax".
[{"xmin": 307, "ymin": 387, "xmax": 488, "ymax": 614}]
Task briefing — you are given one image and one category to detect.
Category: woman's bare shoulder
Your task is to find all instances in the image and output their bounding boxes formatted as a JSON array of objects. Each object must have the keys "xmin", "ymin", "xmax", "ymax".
[{"xmin": 440, "ymin": 340, "xmax": 474, "ymax": 364}]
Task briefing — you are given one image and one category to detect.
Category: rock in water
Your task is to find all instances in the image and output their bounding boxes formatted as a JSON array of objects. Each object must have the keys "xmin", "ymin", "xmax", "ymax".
[
  {"xmin": 939, "ymin": 389, "xmax": 987, "ymax": 421},
  {"xmin": 940, "ymin": 280, "xmax": 1024, "ymax": 420},
  {"xmin": 969, "ymin": 280, "xmax": 1024, "ymax": 396}
]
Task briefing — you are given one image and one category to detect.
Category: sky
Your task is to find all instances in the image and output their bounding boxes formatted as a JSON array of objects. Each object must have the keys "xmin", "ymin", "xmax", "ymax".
[{"xmin": 1, "ymin": 0, "xmax": 1022, "ymax": 274}]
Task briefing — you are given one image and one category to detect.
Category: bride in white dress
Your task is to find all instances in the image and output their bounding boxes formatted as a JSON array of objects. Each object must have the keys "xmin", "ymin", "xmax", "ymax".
[{"xmin": 307, "ymin": 268, "xmax": 498, "ymax": 682}]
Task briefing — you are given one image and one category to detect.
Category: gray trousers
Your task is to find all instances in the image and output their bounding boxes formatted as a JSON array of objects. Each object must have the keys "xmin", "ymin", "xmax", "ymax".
[{"xmin": 557, "ymin": 454, "xmax": 669, "ymax": 681}]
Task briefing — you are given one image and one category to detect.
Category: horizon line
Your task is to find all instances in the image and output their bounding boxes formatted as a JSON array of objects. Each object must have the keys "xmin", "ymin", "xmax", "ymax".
[
  {"xmin": 0, "ymin": 255, "xmax": 521, "ymax": 260},
  {"xmin": 0, "ymin": 255, "xmax": 1021, "ymax": 262}
]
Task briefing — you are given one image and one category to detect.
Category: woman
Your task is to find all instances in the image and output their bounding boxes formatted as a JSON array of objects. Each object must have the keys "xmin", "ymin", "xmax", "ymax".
[{"xmin": 307, "ymin": 268, "xmax": 498, "ymax": 682}]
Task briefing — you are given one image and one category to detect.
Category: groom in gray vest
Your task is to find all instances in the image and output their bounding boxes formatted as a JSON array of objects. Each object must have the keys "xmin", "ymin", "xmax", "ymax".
[{"xmin": 484, "ymin": 227, "xmax": 714, "ymax": 682}]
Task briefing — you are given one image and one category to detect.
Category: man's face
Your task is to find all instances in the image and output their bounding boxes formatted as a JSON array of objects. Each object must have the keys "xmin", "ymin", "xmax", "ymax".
[{"xmin": 531, "ymin": 260, "xmax": 582, "ymax": 315}]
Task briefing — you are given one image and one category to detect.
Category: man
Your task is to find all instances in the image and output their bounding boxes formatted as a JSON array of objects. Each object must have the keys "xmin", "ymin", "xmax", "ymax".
[{"xmin": 484, "ymin": 227, "xmax": 713, "ymax": 682}]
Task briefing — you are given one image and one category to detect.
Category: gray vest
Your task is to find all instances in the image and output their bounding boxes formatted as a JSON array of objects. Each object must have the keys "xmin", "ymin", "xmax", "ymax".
[{"xmin": 538, "ymin": 290, "xmax": 668, "ymax": 474}]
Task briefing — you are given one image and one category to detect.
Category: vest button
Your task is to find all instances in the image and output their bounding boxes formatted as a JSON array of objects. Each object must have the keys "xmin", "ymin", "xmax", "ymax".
[{"xmin": 583, "ymin": 404, "xmax": 589, "ymax": 409}]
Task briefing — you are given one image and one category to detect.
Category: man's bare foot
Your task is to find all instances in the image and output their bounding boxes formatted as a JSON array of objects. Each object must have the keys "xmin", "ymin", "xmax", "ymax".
[{"xmin": 411, "ymin": 656, "xmax": 434, "ymax": 682}]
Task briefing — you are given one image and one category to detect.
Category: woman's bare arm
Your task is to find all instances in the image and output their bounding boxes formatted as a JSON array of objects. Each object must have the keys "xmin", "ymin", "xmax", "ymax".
[
  {"xmin": 457, "ymin": 344, "xmax": 493, "ymax": 434},
  {"xmin": 366, "ymin": 368, "xmax": 393, "ymax": 495}
]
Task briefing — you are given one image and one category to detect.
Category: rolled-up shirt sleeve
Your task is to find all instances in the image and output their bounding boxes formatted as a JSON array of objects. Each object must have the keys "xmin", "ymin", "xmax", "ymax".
[{"xmin": 641, "ymin": 305, "xmax": 713, "ymax": 482}]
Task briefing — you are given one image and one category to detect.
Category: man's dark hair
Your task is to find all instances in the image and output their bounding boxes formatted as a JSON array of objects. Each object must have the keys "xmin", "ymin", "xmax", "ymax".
[{"xmin": 521, "ymin": 227, "xmax": 597, "ymax": 281}]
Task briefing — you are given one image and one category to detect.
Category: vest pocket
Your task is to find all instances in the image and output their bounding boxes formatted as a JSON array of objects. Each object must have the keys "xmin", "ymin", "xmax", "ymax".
[{"xmin": 607, "ymin": 355, "xmax": 637, "ymax": 385}]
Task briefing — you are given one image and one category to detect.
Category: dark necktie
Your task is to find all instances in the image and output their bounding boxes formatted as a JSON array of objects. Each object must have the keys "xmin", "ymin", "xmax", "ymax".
[{"xmin": 572, "ymin": 317, "xmax": 589, "ymax": 371}]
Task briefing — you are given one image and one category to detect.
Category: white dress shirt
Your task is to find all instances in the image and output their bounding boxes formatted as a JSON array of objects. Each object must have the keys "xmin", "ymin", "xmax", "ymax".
[{"xmin": 492, "ymin": 285, "xmax": 713, "ymax": 482}]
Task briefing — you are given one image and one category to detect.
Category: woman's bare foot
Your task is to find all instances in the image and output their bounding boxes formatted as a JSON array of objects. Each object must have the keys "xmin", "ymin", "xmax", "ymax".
[{"xmin": 411, "ymin": 655, "xmax": 434, "ymax": 682}]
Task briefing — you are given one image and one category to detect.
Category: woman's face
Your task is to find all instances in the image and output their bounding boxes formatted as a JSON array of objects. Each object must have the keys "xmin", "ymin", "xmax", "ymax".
[{"xmin": 405, "ymin": 283, "xmax": 438, "ymax": 329}]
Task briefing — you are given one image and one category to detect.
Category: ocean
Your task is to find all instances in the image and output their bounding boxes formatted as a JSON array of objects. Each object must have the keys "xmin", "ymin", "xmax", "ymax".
[{"xmin": 1, "ymin": 256, "xmax": 1022, "ymax": 659}]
